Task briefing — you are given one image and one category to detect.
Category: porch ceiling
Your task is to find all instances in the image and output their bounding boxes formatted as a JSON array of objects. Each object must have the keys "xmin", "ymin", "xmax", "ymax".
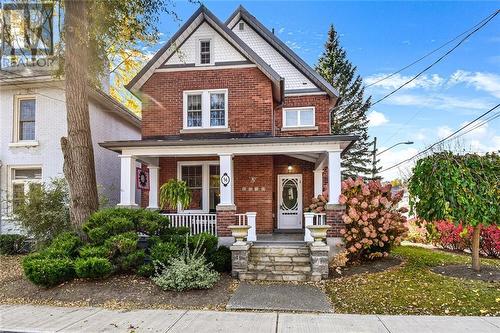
[{"xmin": 100, "ymin": 135, "xmax": 358, "ymax": 157}]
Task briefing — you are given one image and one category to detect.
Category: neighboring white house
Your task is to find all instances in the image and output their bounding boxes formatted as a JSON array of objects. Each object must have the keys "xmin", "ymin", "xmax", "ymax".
[{"xmin": 0, "ymin": 72, "xmax": 141, "ymax": 234}]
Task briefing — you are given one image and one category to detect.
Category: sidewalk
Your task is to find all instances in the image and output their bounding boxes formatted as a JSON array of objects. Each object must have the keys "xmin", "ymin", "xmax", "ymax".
[{"xmin": 0, "ymin": 304, "xmax": 499, "ymax": 333}]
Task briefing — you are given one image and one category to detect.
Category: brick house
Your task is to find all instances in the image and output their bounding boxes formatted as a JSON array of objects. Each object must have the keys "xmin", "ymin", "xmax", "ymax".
[{"xmin": 101, "ymin": 5, "xmax": 356, "ymax": 281}]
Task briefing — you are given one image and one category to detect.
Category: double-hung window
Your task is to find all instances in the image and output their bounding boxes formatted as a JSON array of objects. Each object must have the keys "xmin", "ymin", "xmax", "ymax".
[
  {"xmin": 10, "ymin": 168, "xmax": 42, "ymax": 212},
  {"xmin": 199, "ymin": 39, "xmax": 211, "ymax": 65},
  {"xmin": 14, "ymin": 97, "xmax": 36, "ymax": 142},
  {"xmin": 178, "ymin": 162, "xmax": 220, "ymax": 213},
  {"xmin": 183, "ymin": 89, "xmax": 228, "ymax": 130},
  {"xmin": 282, "ymin": 107, "xmax": 315, "ymax": 128}
]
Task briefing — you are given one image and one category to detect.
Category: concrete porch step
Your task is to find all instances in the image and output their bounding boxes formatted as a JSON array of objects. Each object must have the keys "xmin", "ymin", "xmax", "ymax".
[{"xmin": 247, "ymin": 263, "xmax": 311, "ymax": 273}]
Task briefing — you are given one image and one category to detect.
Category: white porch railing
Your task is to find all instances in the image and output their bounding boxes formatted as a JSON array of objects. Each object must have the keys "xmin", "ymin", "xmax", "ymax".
[
  {"xmin": 304, "ymin": 212, "xmax": 327, "ymax": 242},
  {"xmin": 235, "ymin": 212, "xmax": 257, "ymax": 242},
  {"xmin": 162, "ymin": 213, "xmax": 217, "ymax": 236}
]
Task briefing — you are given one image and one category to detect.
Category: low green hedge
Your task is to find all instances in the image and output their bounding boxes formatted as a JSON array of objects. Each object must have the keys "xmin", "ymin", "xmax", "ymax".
[
  {"xmin": 23, "ymin": 256, "xmax": 75, "ymax": 287},
  {"xmin": 208, "ymin": 246, "xmax": 232, "ymax": 272},
  {"xmin": 0, "ymin": 234, "xmax": 27, "ymax": 255},
  {"xmin": 75, "ymin": 257, "xmax": 113, "ymax": 279}
]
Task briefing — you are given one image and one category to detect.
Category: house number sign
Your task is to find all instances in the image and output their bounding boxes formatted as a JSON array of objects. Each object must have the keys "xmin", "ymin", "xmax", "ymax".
[{"xmin": 221, "ymin": 172, "xmax": 230, "ymax": 187}]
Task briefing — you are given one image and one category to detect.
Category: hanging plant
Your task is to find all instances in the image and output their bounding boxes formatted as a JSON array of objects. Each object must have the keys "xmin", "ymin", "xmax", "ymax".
[{"xmin": 159, "ymin": 179, "xmax": 192, "ymax": 210}]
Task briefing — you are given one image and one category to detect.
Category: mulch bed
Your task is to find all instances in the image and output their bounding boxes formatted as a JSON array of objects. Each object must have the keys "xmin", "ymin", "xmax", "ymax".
[
  {"xmin": 431, "ymin": 264, "xmax": 500, "ymax": 282},
  {"xmin": 0, "ymin": 255, "xmax": 236, "ymax": 310},
  {"xmin": 330, "ymin": 257, "xmax": 402, "ymax": 278}
]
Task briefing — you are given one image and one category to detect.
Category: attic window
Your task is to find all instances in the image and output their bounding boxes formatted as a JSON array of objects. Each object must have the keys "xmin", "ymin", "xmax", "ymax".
[
  {"xmin": 238, "ymin": 22, "xmax": 245, "ymax": 31},
  {"xmin": 199, "ymin": 39, "xmax": 211, "ymax": 65}
]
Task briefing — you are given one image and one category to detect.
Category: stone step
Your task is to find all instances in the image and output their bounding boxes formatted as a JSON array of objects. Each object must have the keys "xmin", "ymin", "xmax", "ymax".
[
  {"xmin": 239, "ymin": 271, "xmax": 311, "ymax": 282},
  {"xmin": 247, "ymin": 263, "xmax": 312, "ymax": 273},
  {"xmin": 250, "ymin": 247, "xmax": 310, "ymax": 256},
  {"xmin": 248, "ymin": 256, "xmax": 310, "ymax": 265}
]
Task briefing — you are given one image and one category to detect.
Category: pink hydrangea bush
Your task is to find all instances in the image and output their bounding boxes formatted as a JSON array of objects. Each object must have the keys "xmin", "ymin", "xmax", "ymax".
[{"xmin": 339, "ymin": 177, "xmax": 408, "ymax": 261}]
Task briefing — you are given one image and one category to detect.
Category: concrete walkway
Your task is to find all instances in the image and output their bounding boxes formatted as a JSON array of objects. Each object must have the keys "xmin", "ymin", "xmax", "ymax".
[{"xmin": 0, "ymin": 304, "xmax": 499, "ymax": 333}]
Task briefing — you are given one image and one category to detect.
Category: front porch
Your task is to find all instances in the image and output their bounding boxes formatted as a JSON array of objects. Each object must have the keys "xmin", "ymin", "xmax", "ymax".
[{"xmin": 102, "ymin": 136, "xmax": 354, "ymax": 246}]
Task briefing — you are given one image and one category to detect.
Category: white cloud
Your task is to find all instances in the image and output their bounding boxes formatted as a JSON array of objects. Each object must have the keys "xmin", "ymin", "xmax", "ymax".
[
  {"xmin": 378, "ymin": 147, "xmax": 419, "ymax": 181},
  {"xmin": 278, "ymin": 27, "xmax": 285, "ymax": 34},
  {"xmin": 365, "ymin": 73, "xmax": 445, "ymax": 90},
  {"xmin": 367, "ymin": 111, "xmax": 389, "ymax": 127},
  {"xmin": 437, "ymin": 126, "xmax": 453, "ymax": 139},
  {"xmin": 448, "ymin": 70, "xmax": 500, "ymax": 98},
  {"xmin": 386, "ymin": 93, "xmax": 491, "ymax": 112}
]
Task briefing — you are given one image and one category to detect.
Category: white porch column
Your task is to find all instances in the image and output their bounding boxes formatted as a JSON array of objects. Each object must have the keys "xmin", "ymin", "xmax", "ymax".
[
  {"xmin": 327, "ymin": 150, "xmax": 341, "ymax": 205},
  {"xmin": 118, "ymin": 155, "xmax": 137, "ymax": 207},
  {"xmin": 304, "ymin": 212, "xmax": 315, "ymax": 242},
  {"xmin": 246, "ymin": 212, "xmax": 257, "ymax": 242},
  {"xmin": 218, "ymin": 153, "xmax": 234, "ymax": 207},
  {"xmin": 313, "ymin": 169, "xmax": 323, "ymax": 197},
  {"xmin": 147, "ymin": 165, "xmax": 160, "ymax": 209}
]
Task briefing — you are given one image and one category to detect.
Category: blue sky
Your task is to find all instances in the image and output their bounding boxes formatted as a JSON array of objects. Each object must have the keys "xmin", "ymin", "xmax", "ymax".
[{"xmin": 153, "ymin": 1, "xmax": 500, "ymax": 180}]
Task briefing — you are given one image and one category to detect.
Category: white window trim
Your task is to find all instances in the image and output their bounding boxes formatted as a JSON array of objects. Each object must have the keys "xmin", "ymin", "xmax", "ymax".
[
  {"xmin": 182, "ymin": 89, "xmax": 229, "ymax": 130},
  {"xmin": 177, "ymin": 160, "xmax": 220, "ymax": 213},
  {"xmin": 196, "ymin": 36, "xmax": 214, "ymax": 66},
  {"xmin": 12, "ymin": 95, "xmax": 38, "ymax": 145},
  {"xmin": 282, "ymin": 106, "xmax": 316, "ymax": 129},
  {"xmin": 7, "ymin": 165, "xmax": 43, "ymax": 213}
]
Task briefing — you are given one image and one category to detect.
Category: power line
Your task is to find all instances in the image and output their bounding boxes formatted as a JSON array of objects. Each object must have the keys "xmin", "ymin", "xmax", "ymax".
[
  {"xmin": 381, "ymin": 103, "xmax": 500, "ymax": 172},
  {"xmin": 451, "ymin": 111, "xmax": 500, "ymax": 140},
  {"xmin": 370, "ymin": 9, "xmax": 499, "ymax": 107},
  {"xmin": 365, "ymin": 10, "xmax": 499, "ymax": 88}
]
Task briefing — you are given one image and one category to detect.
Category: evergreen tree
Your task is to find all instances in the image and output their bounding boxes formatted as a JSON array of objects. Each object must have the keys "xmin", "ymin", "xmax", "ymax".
[{"xmin": 316, "ymin": 25, "xmax": 377, "ymax": 179}]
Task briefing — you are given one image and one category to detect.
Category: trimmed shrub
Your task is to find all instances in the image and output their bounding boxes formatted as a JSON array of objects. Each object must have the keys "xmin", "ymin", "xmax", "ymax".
[
  {"xmin": 339, "ymin": 178, "xmax": 408, "ymax": 260},
  {"xmin": 75, "ymin": 257, "xmax": 113, "ymax": 279},
  {"xmin": 78, "ymin": 245, "xmax": 109, "ymax": 259},
  {"xmin": 208, "ymin": 246, "xmax": 232, "ymax": 272},
  {"xmin": 104, "ymin": 232, "xmax": 144, "ymax": 272},
  {"xmin": 151, "ymin": 242, "xmax": 219, "ymax": 291},
  {"xmin": 481, "ymin": 225, "xmax": 500, "ymax": 258},
  {"xmin": 0, "ymin": 234, "xmax": 27, "ymax": 255},
  {"xmin": 23, "ymin": 256, "xmax": 75, "ymax": 287},
  {"xmin": 137, "ymin": 263, "xmax": 155, "ymax": 277},
  {"xmin": 44, "ymin": 232, "xmax": 82, "ymax": 258},
  {"xmin": 150, "ymin": 241, "xmax": 179, "ymax": 265},
  {"xmin": 435, "ymin": 220, "xmax": 468, "ymax": 251}
]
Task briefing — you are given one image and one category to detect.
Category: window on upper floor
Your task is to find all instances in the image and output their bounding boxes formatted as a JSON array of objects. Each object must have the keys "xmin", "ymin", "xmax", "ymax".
[
  {"xmin": 183, "ymin": 89, "xmax": 228, "ymax": 130},
  {"xmin": 282, "ymin": 107, "xmax": 315, "ymax": 128},
  {"xmin": 198, "ymin": 38, "xmax": 212, "ymax": 65},
  {"xmin": 14, "ymin": 96, "xmax": 36, "ymax": 142},
  {"xmin": 10, "ymin": 167, "xmax": 42, "ymax": 212}
]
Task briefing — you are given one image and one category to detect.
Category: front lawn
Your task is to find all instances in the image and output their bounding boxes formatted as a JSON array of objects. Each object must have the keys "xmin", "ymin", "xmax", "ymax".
[{"xmin": 326, "ymin": 246, "xmax": 500, "ymax": 316}]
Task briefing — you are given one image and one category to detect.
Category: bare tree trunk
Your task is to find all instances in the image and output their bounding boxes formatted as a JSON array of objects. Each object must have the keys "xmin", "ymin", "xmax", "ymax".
[
  {"xmin": 61, "ymin": 0, "xmax": 99, "ymax": 233},
  {"xmin": 471, "ymin": 225, "xmax": 481, "ymax": 272}
]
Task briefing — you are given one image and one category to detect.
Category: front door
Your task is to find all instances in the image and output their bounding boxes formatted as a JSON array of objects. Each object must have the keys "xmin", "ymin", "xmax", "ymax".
[{"xmin": 277, "ymin": 174, "xmax": 302, "ymax": 229}]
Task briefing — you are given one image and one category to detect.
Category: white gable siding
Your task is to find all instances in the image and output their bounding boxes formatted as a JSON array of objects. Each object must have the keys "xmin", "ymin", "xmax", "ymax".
[
  {"xmin": 232, "ymin": 20, "xmax": 317, "ymax": 91},
  {"xmin": 164, "ymin": 22, "xmax": 246, "ymax": 66}
]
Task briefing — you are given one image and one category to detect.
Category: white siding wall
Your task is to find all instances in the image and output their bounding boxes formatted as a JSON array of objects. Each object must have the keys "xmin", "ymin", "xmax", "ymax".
[
  {"xmin": 232, "ymin": 20, "xmax": 317, "ymax": 91},
  {"xmin": 164, "ymin": 22, "xmax": 246, "ymax": 66},
  {"xmin": 0, "ymin": 85, "xmax": 140, "ymax": 234}
]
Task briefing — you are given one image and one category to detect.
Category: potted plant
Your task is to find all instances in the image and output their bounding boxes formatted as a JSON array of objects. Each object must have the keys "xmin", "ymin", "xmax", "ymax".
[{"xmin": 159, "ymin": 179, "xmax": 192, "ymax": 210}]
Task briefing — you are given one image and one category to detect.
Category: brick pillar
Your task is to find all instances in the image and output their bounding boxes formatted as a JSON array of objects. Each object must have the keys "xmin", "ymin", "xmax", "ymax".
[
  {"xmin": 216, "ymin": 205, "xmax": 236, "ymax": 237},
  {"xmin": 325, "ymin": 203, "xmax": 345, "ymax": 237}
]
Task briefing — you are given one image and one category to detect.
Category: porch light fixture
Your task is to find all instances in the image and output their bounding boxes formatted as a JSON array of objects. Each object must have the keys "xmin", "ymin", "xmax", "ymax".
[{"xmin": 287, "ymin": 163, "xmax": 293, "ymax": 172}]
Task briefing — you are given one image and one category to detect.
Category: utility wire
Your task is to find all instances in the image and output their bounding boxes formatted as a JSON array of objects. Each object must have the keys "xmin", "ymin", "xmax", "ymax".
[
  {"xmin": 381, "ymin": 103, "xmax": 500, "ymax": 172},
  {"xmin": 365, "ymin": 10, "xmax": 499, "ymax": 88},
  {"xmin": 371, "ymin": 9, "xmax": 499, "ymax": 107},
  {"xmin": 0, "ymin": 69, "xmax": 67, "ymax": 103}
]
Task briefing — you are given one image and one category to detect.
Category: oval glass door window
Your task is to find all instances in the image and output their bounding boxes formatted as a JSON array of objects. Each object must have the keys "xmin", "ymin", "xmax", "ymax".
[{"xmin": 282, "ymin": 179, "xmax": 298, "ymax": 210}]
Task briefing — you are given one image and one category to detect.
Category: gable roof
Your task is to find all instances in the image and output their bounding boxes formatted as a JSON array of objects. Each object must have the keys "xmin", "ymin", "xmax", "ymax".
[
  {"xmin": 126, "ymin": 5, "xmax": 284, "ymax": 102},
  {"xmin": 226, "ymin": 5, "xmax": 339, "ymax": 98}
]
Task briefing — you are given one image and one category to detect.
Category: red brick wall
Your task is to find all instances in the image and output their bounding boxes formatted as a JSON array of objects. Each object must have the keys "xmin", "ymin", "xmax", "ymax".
[
  {"xmin": 234, "ymin": 156, "xmax": 274, "ymax": 234},
  {"xmin": 326, "ymin": 205, "xmax": 345, "ymax": 237},
  {"xmin": 153, "ymin": 155, "xmax": 317, "ymax": 235},
  {"xmin": 275, "ymin": 94, "xmax": 335, "ymax": 136},
  {"xmin": 141, "ymin": 68, "xmax": 274, "ymax": 138}
]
